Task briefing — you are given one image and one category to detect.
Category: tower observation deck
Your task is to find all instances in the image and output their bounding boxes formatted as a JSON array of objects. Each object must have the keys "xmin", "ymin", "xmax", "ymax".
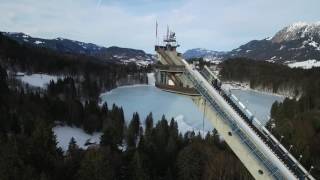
[{"xmin": 154, "ymin": 29, "xmax": 315, "ymax": 180}]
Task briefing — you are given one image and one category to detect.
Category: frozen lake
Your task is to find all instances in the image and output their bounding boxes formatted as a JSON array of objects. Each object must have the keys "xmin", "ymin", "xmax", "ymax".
[
  {"xmin": 230, "ymin": 89, "xmax": 284, "ymax": 124},
  {"xmin": 100, "ymin": 82, "xmax": 284, "ymax": 134},
  {"xmin": 55, "ymin": 74, "xmax": 284, "ymax": 150}
]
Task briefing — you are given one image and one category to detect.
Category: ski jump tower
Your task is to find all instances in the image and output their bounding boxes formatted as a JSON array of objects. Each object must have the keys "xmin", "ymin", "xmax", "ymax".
[
  {"xmin": 154, "ymin": 29, "xmax": 315, "ymax": 180},
  {"xmin": 154, "ymin": 29, "xmax": 199, "ymax": 96}
]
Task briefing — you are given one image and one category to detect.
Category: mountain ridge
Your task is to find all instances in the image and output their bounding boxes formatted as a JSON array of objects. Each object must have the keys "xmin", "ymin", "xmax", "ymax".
[
  {"xmin": 183, "ymin": 22, "xmax": 320, "ymax": 65},
  {"xmin": 183, "ymin": 48, "xmax": 226, "ymax": 61},
  {"xmin": 1, "ymin": 32, "xmax": 155, "ymax": 66}
]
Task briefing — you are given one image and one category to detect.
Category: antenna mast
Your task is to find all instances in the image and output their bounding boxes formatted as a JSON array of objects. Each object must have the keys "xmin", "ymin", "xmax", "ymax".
[{"xmin": 155, "ymin": 21, "xmax": 158, "ymax": 45}]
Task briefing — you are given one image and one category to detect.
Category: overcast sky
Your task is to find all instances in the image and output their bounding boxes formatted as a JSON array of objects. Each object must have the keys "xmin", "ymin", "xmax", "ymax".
[{"xmin": 0, "ymin": 0, "xmax": 319, "ymax": 53}]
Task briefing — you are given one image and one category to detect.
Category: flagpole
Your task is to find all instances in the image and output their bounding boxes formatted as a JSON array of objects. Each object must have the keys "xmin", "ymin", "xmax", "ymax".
[{"xmin": 155, "ymin": 21, "xmax": 158, "ymax": 46}]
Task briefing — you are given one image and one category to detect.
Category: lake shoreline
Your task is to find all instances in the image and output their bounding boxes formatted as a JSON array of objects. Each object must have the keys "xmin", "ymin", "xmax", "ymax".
[{"xmin": 221, "ymin": 81, "xmax": 290, "ymax": 98}]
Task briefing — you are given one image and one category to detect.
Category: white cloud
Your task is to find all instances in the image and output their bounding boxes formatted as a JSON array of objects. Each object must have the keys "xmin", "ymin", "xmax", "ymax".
[
  {"xmin": 0, "ymin": 0, "xmax": 319, "ymax": 53},
  {"xmin": 0, "ymin": 0, "xmax": 157, "ymax": 51}
]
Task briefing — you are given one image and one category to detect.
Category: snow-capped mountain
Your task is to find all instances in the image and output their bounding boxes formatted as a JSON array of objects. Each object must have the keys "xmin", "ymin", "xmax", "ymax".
[
  {"xmin": 96, "ymin": 46, "xmax": 155, "ymax": 66},
  {"xmin": 271, "ymin": 22, "xmax": 320, "ymax": 43},
  {"xmin": 183, "ymin": 48, "xmax": 226, "ymax": 62},
  {"xmin": 1, "ymin": 32, "xmax": 154, "ymax": 65},
  {"xmin": 229, "ymin": 22, "xmax": 320, "ymax": 63},
  {"xmin": 2, "ymin": 32, "xmax": 103, "ymax": 55},
  {"xmin": 4, "ymin": 21, "xmax": 320, "ymax": 67},
  {"xmin": 184, "ymin": 22, "xmax": 320, "ymax": 66}
]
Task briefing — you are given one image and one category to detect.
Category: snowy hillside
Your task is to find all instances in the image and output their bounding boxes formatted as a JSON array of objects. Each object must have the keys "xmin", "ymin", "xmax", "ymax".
[
  {"xmin": 228, "ymin": 22, "xmax": 320, "ymax": 64},
  {"xmin": 17, "ymin": 73, "xmax": 60, "ymax": 88},
  {"xmin": 183, "ymin": 48, "xmax": 226, "ymax": 62},
  {"xmin": 271, "ymin": 22, "xmax": 320, "ymax": 43},
  {"xmin": 2, "ymin": 32, "xmax": 103, "ymax": 55},
  {"xmin": 287, "ymin": 59, "xmax": 320, "ymax": 69},
  {"xmin": 183, "ymin": 22, "xmax": 320, "ymax": 67},
  {"xmin": 2, "ymin": 32, "xmax": 155, "ymax": 66},
  {"xmin": 53, "ymin": 125, "xmax": 102, "ymax": 152}
]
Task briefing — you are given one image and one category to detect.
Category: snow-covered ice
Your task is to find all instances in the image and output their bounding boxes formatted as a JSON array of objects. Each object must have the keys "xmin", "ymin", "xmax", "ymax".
[
  {"xmin": 308, "ymin": 41, "xmax": 318, "ymax": 47},
  {"xmin": 174, "ymin": 115, "xmax": 206, "ymax": 136},
  {"xmin": 279, "ymin": 45, "xmax": 286, "ymax": 50},
  {"xmin": 53, "ymin": 125, "xmax": 102, "ymax": 152},
  {"xmin": 16, "ymin": 72, "xmax": 25, "ymax": 76},
  {"xmin": 34, "ymin": 40, "xmax": 44, "ymax": 44},
  {"xmin": 147, "ymin": 73, "xmax": 155, "ymax": 86},
  {"xmin": 168, "ymin": 79, "xmax": 175, "ymax": 86},
  {"xmin": 288, "ymin": 59, "xmax": 320, "ymax": 69},
  {"xmin": 266, "ymin": 59, "xmax": 276, "ymax": 63},
  {"xmin": 18, "ymin": 73, "xmax": 59, "ymax": 88},
  {"xmin": 101, "ymin": 82, "xmax": 283, "ymax": 132},
  {"xmin": 221, "ymin": 81, "xmax": 250, "ymax": 91},
  {"xmin": 266, "ymin": 37, "xmax": 272, "ymax": 40},
  {"xmin": 308, "ymin": 41, "xmax": 320, "ymax": 50}
]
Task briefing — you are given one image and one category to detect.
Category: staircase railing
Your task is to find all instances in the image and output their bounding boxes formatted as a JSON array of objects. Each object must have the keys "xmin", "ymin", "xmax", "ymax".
[
  {"xmin": 183, "ymin": 68, "xmax": 285, "ymax": 179},
  {"xmin": 200, "ymin": 66, "xmax": 314, "ymax": 180}
]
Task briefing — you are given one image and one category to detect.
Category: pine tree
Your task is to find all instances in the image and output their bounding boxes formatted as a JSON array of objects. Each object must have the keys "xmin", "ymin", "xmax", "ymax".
[
  {"xmin": 176, "ymin": 144, "xmax": 202, "ymax": 180},
  {"xmin": 126, "ymin": 112, "xmax": 141, "ymax": 150},
  {"xmin": 129, "ymin": 151, "xmax": 149, "ymax": 180},
  {"xmin": 145, "ymin": 112, "xmax": 153, "ymax": 136},
  {"xmin": 77, "ymin": 149, "xmax": 115, "ymax": 180},
  {"xmin": 30, "ymin": 119, "xmax": 59, "ymax": 176},
  {"xmin": 100, "ymin": 125, "xmax": 122, "ymax": 150},
  {"xmin": 68, "ymin": 137, "xmax": 79, "ymax": 154}
]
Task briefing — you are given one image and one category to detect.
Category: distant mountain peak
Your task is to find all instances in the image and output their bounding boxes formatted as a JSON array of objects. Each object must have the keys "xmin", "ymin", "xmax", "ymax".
[
  {"xmin": 183, "ymin": 48, "xmax": 226, "ymax": 62},
  {"xmin": 183, "ymin": 22, "xmax": 320, "ymax": 65},
  {"xmin": 55, "ymin": 37, "xmax": 65, "ymax": 41},
  {"xmin": 225, "ymin": 21, "xmax": 320, "ymax": 64},
  {"xmin": 271, "ymin": 21, "xmax": 320, "ymax": 43}
]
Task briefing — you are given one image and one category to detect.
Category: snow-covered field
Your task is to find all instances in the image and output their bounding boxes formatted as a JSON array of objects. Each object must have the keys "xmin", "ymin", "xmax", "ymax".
[
  {"xmin": 34, "ymin": 40, "xmax": 44, "ymax": 45},
  {"xmin": 17, "ymin": 73, "xmax": 60, "ymax": 88},
  {"xmin": 116, "ymin": 56, "xmax": 154, "ymax": 67},
  {"xmin": 53, "ymin": 125, "xmax": 102, "ymax": 152},
  {"xmin": 53, "ymin": 114, "xmax": 206, "ymax": 152},
  {"xmin": 288, "ymin": 59, "xmax": 320, "ymax": 69},
  {"xmin": 221, "ymin": 81, "xmax": 250, "ymax": 91},
  {"xmin": 147, "ymin": 73, "xmax": 155, "ymax": 86}
]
